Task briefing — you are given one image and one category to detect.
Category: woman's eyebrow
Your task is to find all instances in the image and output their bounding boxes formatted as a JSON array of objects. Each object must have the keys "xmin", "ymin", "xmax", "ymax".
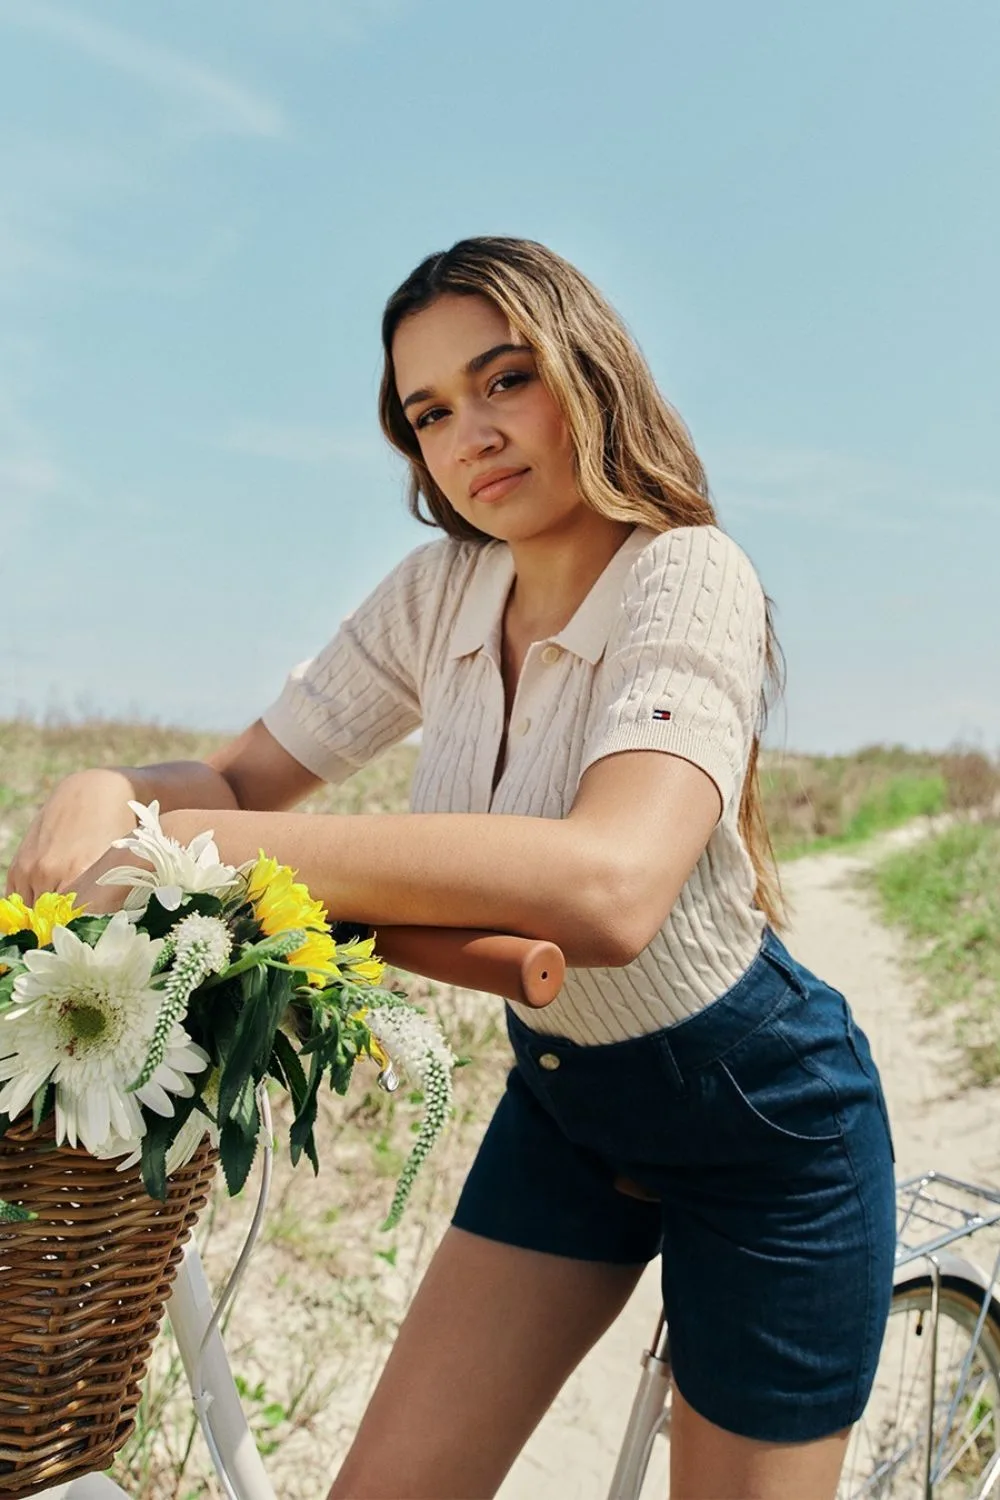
[{"xmin": 401, "ymin": 343, "xmax": 533, "ymax": 413}]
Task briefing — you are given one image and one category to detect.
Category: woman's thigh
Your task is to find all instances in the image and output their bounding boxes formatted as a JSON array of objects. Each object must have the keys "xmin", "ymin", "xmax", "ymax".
[
  {"xmin": 670, "ymin": 1386, "xmax": 850, "ymax": 1500},
  {"xmin": 327, "ymin": 1224, "xmax": 645, "ymax": 1500}
]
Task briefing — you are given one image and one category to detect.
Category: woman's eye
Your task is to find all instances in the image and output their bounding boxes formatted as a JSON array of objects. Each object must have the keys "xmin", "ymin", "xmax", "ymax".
[
  {"xmin": 414, "ymin": 406, "xmax": 447, "ymax": 430},
  {"xmin": 413, "ymin": 372, "xmax": 529, "ymax": 431},
  {"xmin": 490, "ymin": 371, "xmax": 529, "ymax": 395}
]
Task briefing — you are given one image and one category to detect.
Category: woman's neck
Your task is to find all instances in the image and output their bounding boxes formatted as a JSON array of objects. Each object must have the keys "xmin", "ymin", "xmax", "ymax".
[{"xmin": 504, "ymin": 515, "xmax": 635, "ymax": 640}]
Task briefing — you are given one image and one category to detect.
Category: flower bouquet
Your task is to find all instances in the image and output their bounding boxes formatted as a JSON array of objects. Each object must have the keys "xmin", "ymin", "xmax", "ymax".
[{"xmin": 0, "ymin": 803, "xmax": 455, "ymax": 1495}]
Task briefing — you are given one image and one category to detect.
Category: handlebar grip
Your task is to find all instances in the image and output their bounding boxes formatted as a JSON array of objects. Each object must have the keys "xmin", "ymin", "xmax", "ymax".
[{"xmin": 372, "ymin": 926, "xmax": 565, "ymax": 1008}]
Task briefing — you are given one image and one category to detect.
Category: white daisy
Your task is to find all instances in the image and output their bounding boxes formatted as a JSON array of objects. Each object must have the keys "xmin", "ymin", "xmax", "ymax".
[
  {"xmin": 0, "ymin": 911, "xmax": 209, "ymax": 1154},
  {"xmin": 97, "ymin": 800, "xmax": 243, "ymax": 916},
  {"xmin": 96, "ymin": 1069, "xmax": 221, "ymax": 1177}
]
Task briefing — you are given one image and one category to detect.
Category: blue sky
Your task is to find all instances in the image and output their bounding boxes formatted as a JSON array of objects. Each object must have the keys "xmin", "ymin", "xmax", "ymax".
[{"xmin": 1, "ymin": 0, "xmax": 997, "ymax": 755}]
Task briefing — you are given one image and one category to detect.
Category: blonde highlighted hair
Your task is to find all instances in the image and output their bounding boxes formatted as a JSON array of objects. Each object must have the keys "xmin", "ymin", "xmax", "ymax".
[{"xmin": 378, "ymin": 236, "xmax": 786, "ymax": 929}]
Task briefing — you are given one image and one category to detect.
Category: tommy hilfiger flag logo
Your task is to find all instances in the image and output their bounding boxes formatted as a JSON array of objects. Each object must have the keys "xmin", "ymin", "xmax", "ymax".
[{"xmin": 652, "ymin": 708, "xmax": 672, "ymax": 721}]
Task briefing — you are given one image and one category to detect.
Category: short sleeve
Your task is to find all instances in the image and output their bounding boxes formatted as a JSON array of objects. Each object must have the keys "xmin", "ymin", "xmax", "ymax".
[
  {"xmin": 261, "ymin": 541, "xmax": 446, "ymax": 784},
  {"xmin": 579, "ymin": 526, "xmax": 767, "ymax": 816}
]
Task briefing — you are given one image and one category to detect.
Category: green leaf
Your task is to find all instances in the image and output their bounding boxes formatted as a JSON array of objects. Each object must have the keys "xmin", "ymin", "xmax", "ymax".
[
  {"xmin": 220, "ymin": 1101, "xmax": 260, "ymax": 1196},
  {"xmin": 136, "ymin": 898, "xmax": 178, "ymax": 940},
  {"xmin": 270, "ymin": 1028, "xmax": 308, "ymax": 1110},
  {"xmin": 288, "ymin": 1049, "xmax": 322, "ymax": 1171},
  {"xmin": 182, "ymin": 893, "xmax": 224, "ymax": 919},
  {"xmin": 217, "ymin": 967, "xmax": 290, "ymax": 1126},
  {"xmin": 2, "ymin": 928, "xmax": 38, "ymax": 954},
  {"xmin": 66, "ymin": 914, "xmax": 113, "ymax": 945},
  {"xmin": 31, "ymin": 1081, "xmax": 53, "ymax": 1132},
  {"xmin": 140, "ymin": 1131, "xmax": 168, "ymax": 1202},
  {"xmin": 139, "ymin": 1093, "xmax": 199, "ymax": 1202},
  {"xmin": 0, "ymin": 970, "xmax": 18, "ymax": 1010},
  {"xmin": 0, "ymin": 1198, "xmax": 37, "ymax": 1223}
]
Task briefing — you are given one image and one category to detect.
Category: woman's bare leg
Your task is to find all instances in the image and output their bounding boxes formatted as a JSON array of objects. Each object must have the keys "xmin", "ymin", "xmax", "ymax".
[
  {"xmin": 327, "ymin": 1224, "xmax": 645, "ymax": 1500},
  {"xmin": 669, "ymin": 1384, "xmax": 850, "ymax": 1500}
]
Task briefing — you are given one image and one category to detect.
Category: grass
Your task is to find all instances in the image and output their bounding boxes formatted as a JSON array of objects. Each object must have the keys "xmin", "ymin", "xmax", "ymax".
[
  {"xmin": 1, "ymin": 716, "xmax": 997, "ymax": 1489},
  {"xmin": 759, "ymin": 745, "xmax": 951, "ymax": 859},
  {"xmin": 866, "ymin": 816, "xmax": 1000, "ymax": 1086}
]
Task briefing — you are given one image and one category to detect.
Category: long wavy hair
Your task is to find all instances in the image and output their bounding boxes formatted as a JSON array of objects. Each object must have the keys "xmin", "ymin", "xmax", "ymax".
[{"xmin": 378, "ymin": 236, "xmax": 786, "ymax": 929}]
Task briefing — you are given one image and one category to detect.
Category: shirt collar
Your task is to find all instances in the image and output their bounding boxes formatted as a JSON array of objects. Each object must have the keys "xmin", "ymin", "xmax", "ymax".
[{"xmin": 447, "ymin": 524, "xmax": 655, "ymax": 664}]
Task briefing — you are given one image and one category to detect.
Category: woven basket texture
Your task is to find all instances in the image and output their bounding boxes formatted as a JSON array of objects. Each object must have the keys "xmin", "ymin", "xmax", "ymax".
[{"xmin": 0, "ymin": 1116, "xmax": 216, "ymax": 1498}]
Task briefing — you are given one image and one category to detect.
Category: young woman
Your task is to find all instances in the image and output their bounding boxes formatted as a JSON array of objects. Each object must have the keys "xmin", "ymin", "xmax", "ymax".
[{"xmin": 10, "ymin": 237, "xmax": 896, "ymax": 1499}]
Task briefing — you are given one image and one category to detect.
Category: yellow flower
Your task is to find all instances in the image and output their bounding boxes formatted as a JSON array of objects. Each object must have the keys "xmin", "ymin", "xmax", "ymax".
[
  {"xmin": 336, "ymin": 935, "xmax": 386, "ymax": 987},
  {"xmin": 246, "ymin": 851, "xmax": 337, "ymax": 987},
  {"xmin": 247, "ymin": 852, "xmax": 329, "ymax": 935},
  {"xmin": 286, "ymin": 929, "xmax": 342, "ymax": 988},
  {"xmin": 349, "ymin": 1004, "xmax": 391, "ymax": 1070},
  {"xmin": 0, "ymin": 891, "xmax": 86, "ymax": 946},
  {"xmin": 0, "ymin": 894, "xmax": 32, "ymax": 937}
]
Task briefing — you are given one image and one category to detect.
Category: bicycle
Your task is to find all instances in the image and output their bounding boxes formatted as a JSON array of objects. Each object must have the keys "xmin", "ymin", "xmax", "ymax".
[
  {"xmin": 610, "ymin": 1171, "xmax": 1000, "ymax": 1500},
  {"xmin": 24, "ymin": 935, "xmax": 1000, "ymax": 1500}
]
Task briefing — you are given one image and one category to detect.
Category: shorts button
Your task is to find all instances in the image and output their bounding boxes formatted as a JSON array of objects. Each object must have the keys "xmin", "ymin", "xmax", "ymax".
[
  {"xmin": 540, "ymin": 644, "xmax": 562, "ymax": 665},
  {"xmin": 538, "ymin": 1052, "xmax": 561, "ymax": 1071}
]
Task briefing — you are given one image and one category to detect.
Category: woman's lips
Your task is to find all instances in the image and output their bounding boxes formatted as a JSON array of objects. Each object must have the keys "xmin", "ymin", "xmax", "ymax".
[{"xmin": 473, "ymin": 469, "xmax": 529, "ymax": 503}]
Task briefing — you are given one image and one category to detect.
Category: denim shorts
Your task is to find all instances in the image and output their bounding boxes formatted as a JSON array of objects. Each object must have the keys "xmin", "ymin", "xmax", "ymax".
[{"xmin": 451, "ymin": 928, "xmax": 897, "ymax": 1444}]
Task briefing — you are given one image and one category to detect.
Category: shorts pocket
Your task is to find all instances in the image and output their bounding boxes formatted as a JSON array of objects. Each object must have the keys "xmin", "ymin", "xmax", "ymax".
[
  {"xmin": 709, "ymin": 1005, "xmax": 846, "ymax": 1157},
  {"xmin": 717, "ymin": 1055, "xmax": 844, "ymax": 1147}
]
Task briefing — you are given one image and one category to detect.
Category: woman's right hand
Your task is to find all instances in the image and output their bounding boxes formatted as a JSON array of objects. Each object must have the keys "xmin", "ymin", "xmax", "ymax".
[{"xmin": 4, "ymin": 767, "xmax": 140, "ymax": 905}]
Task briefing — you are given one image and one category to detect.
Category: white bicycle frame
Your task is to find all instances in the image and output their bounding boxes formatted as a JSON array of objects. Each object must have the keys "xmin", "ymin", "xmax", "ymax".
[
  {"xmin": 36, "ymin": 1238, "xmax": 278, "ymax": 1500},
  {"xmin": 33, "ymin": 1171, "xmax": 1000, "ymax": 1500}
]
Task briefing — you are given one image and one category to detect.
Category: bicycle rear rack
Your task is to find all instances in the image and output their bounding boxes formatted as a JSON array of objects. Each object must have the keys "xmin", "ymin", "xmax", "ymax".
[{"xmin": 895, "ymin": 1172, "xmax": 1000, "ymax": 1266}]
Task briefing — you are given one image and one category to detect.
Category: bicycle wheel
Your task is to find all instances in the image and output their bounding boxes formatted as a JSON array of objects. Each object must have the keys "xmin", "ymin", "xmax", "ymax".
[{"xmin": 838, "ymin": 1273, "xmax": 1000, "ymax": 1499}]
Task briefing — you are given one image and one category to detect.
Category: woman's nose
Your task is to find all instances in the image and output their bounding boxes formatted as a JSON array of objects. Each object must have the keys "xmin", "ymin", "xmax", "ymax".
[{"xmin": 453, "ymin": 405, "xmax": 503, "ymax": 463}]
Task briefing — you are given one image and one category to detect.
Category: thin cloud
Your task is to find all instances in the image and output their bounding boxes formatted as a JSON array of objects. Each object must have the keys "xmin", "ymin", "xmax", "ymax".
[
  {"xmin": 711, "ymin": 446, "xmax": 997, "ymax": 533},
  {"xmin": 219, "ymin": 421, "xmax": 385, "ymax": 464},
  {"xmin": 0, "ymin": 0, "xmax": 288, "ymax": 139}
]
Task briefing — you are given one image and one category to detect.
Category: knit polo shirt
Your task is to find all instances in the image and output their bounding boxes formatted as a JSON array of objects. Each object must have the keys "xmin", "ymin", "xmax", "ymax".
[{"xmin": 262, "ymin": 522, "xmax": 769, "ymax": 1044}]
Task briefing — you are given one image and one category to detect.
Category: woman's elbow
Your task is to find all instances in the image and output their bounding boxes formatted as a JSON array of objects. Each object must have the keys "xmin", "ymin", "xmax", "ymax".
[{"xmin": 566, "ymin": 855, "xmax": 659, "ymax": 968}]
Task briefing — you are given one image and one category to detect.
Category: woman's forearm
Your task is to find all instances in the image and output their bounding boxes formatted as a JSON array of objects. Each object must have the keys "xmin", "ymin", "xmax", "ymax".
[
  {"xmin": 161, "ymin": 807, "xmax": 627, "ymax": 967},
  {"xmin": 115, "ymin": 762, "xmax": 241, "ymax": 815}
]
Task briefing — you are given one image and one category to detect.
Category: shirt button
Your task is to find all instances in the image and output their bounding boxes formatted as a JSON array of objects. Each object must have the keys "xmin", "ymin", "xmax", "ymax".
[
  {"xmin": 538, "ymin": 1053, "xmax": 561, "ymax": 1071},
  {"xmin": 540, "ymin": 644, "xmax": 562, "ymax": 665},
  {"xmin": 515, "ymin": 716, "xmax": 531, "ymax": 736}
]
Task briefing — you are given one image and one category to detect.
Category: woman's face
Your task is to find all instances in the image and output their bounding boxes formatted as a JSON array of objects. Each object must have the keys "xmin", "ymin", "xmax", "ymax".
[{"xmin": 392, "ymin": 292, "xmax": 583, "ymax": 541}]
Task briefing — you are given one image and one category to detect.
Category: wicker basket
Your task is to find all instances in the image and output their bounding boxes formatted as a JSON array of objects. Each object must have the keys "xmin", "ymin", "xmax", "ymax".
[{"xmin": 0, "ymin": 1116, "xmax": 217, "ymax": 1498}]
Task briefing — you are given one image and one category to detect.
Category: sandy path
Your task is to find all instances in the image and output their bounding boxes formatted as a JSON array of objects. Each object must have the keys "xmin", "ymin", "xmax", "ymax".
[{"xmin": 497, "ymin": 826, "xmax": 1000, "ymax": 1500}]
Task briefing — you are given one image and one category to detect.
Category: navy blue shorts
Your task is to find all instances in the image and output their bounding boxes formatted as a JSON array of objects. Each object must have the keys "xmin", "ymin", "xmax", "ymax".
[{"xmin": 451, "ymin": 928, "xmax": 897, "ymax": 1443}]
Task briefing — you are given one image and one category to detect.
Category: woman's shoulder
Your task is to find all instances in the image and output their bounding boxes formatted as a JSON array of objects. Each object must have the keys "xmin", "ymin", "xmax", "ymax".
[
  {"xmin": 628, "ymin": 522, "xmax": 765, "ymax": 607},
  {"xmin": 633, "ymin": 521, "xmax": 760, "ymax": 574}
]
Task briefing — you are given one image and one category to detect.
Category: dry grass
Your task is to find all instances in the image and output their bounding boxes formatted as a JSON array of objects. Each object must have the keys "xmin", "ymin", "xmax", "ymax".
[
  {"xmin": 2, "ymin": 716, "xmax": 996, "ymax": 1491},
  {"xmin": 110, "ymin": 981, "xmax": 511, "ymax": 1498},
  {"xmin": 758, "ymin": 744, "xmax": 971, "ymax": 857},
  {"xmin": 867, "ymin": 812, "xmax": 1000, "ymax": 1087}
]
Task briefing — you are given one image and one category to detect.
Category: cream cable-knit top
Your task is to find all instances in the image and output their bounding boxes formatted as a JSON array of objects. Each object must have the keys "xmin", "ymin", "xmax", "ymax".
[{"xmin": 262, "ymin": 523, "xmax": 769, "ymax": 1044}]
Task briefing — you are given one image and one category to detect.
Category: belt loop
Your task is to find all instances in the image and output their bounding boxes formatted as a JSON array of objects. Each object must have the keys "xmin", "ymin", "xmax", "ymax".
[{"xmin": 761, "ymin": 928, "xmax": 808, "ymax": 998}]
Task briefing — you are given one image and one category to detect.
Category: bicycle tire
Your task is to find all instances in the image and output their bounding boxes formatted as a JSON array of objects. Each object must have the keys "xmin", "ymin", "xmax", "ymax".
[{"xmin": 839, "ymin": 1272, "xmax": 1000, "ymax": 1499}]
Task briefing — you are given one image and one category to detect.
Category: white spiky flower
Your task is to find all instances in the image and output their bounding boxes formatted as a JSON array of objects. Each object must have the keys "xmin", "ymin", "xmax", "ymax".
[
  {"xmin": 97, "ymin": 800, "xmax": 243, "ymax": 916},
  {"xmin": 363, "ymin": 1007, "xmax": 455, "ymax": 1085},
  {"xmin": 129, "ymin": 913, "xmax": 232, "ymax": 1093},
  {"xmin": 172, "ymin": 913, "xmax": 232, "ymax": 972},
  {"xmin": 362, "ymin": 1007, "xmax": 456, "ymax": 1230},
  {"xmin": 0, "ymin": 911, "xmax": 208, "ymax": 1154}
]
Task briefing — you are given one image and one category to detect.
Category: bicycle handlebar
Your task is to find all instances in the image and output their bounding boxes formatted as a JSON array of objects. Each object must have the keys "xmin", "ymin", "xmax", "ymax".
[{"xmin": 372, "ymin": 926, "xmax": 565, "ymax": 1008}]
